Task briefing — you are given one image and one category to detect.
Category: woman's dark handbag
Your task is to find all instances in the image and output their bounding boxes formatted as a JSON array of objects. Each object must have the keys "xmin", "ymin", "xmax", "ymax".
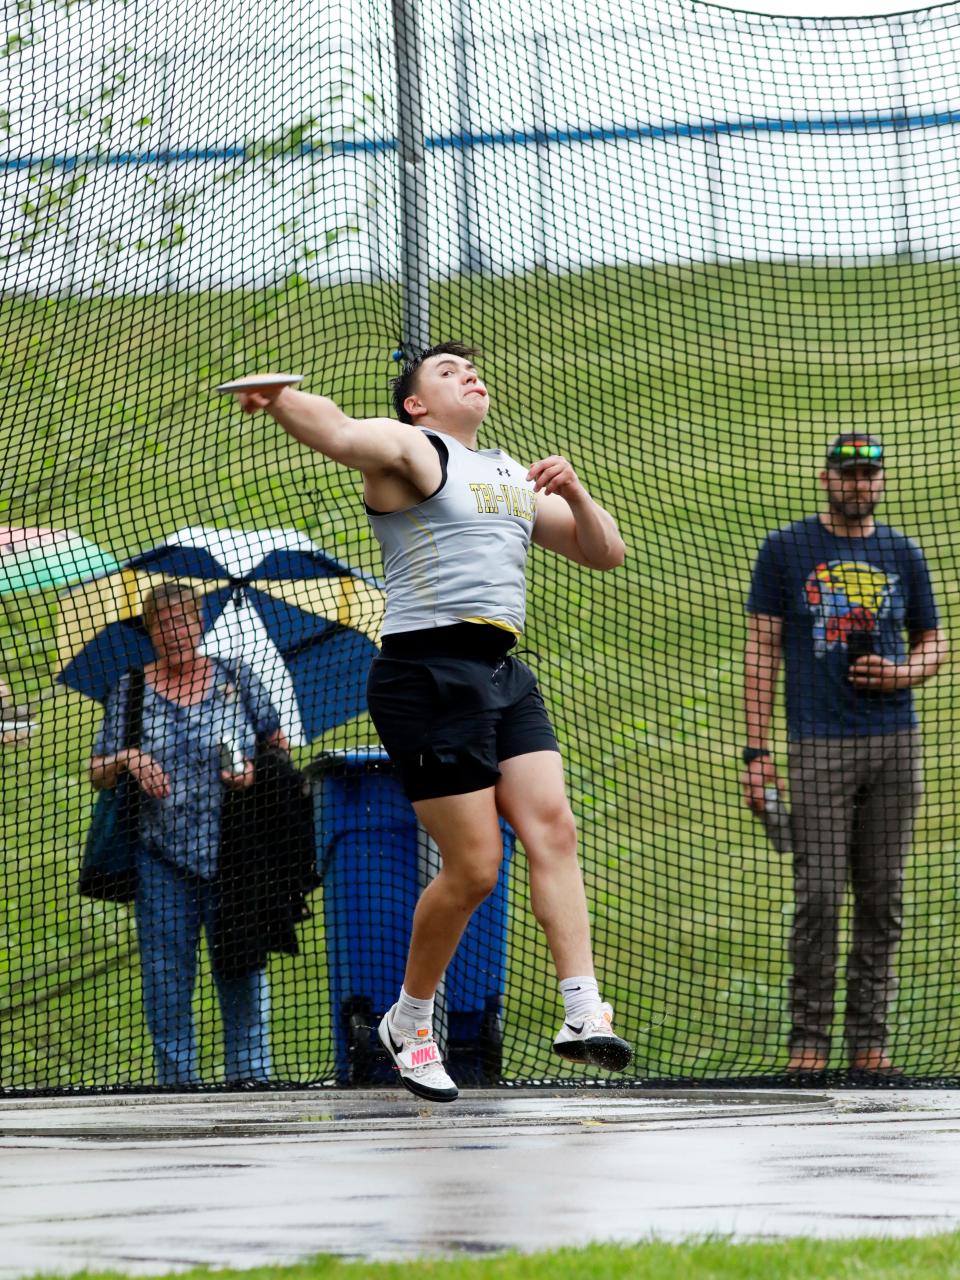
[{"xmin": 78, "ymin": 669, "xmax": 146, "ymax": 902}]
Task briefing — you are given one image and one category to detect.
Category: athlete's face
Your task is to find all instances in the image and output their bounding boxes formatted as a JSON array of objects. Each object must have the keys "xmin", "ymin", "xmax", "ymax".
[
  {"xmin": 820, "ymin": 463, "xmax": 886, "ymax": 520},
  {"xmin": 404, "ymin": 354, "xmax": 490, "ymax": 426}
]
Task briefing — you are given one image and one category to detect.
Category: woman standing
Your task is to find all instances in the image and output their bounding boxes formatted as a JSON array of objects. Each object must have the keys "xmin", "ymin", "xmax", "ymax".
[{"xmin": 89, "ymin": 584, "xmax": 286, "ymax": 1085}]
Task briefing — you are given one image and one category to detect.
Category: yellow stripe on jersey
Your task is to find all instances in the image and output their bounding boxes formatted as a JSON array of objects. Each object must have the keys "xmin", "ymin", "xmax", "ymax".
[{"xmin": 460, "ymin": 616, "xmax": 523, "ymax": 638}]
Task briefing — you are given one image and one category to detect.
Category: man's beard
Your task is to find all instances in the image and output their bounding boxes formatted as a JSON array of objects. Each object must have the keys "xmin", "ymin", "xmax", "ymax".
[{"xmin": 829, "ymin": 493, "xmax": 878, "ymax": 520}]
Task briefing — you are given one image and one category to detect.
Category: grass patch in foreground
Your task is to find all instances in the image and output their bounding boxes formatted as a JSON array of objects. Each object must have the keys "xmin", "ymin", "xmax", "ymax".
[{"xmin": 26, "ymin": 1236, "xmax": 960, "ymax": 1279}]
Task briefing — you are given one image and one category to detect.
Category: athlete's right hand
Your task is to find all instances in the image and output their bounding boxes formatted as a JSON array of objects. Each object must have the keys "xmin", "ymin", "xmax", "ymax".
[
  {"xmin": 741, "ymin": 757, "xmax": 784, "ymax": 814},
  {"xmin": 228, "ymin": 378, "xmax": 292, "ymax": 414}
]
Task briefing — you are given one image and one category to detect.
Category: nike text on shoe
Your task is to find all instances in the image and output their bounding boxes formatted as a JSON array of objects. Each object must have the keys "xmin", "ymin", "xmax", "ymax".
[
  {"xmin": 378, "ymin": 1005, "xmax": 459, "ymax": 1103},
  {"xmin": 553, "ymin": 1002, "xmax": 633, "ymax": 1072}
]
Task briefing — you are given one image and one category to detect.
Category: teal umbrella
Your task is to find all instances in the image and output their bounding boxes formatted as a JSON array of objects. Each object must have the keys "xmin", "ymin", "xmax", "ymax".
[{"xmin": 0, "ymin": 527, "xmax": 120, "ymax": 595}]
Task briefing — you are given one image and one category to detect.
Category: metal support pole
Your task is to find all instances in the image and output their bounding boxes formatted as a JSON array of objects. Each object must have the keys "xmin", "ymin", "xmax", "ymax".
[
  {"xmin": 452, "ymin": 0, "xmax": 482, "ymax": 276},
  {"xmin": 704, "ymin": 135, "xmax": 725, "ymax": 263},
  {"xmin": 890, "ymin": 19, "xmax": 913, "ymax": 261},
  {"xmin": 532, "ymin": 32, "xmax": 552, "ymax": 271},
  {"xmin": 392, "ymin": 0, "xmax": 430, "ymax": 354},
  {"xmin": 159, "ymin": 47, "xmax": 179, "ymax": 295}
]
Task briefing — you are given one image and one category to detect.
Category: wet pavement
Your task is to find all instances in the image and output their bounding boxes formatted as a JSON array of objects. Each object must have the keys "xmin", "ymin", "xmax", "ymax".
[{"xmin": 2, "ymin": 1088, "xmax": 960, "ymax": 1275}]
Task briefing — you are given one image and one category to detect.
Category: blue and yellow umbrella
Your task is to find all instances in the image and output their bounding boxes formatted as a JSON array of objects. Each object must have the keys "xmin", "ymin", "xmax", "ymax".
[{"xmin": 56, "ymin": 526, "xmax": 384, "ymax": 746}]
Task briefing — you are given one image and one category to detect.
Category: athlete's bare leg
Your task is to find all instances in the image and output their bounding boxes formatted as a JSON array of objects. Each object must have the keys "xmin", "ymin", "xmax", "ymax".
[
  {"xmin": 403, "ymin": 786, "xmax": 504, "ymax": 998},
  {"xmin": 495, "ymin": 750, "xmax": 595, "ymax": 980},
  {"xmin": 495, "ymin": 751, "xmax": 632, "ymax": 1071},
  {"xmin": 404, "ymin": 752, "xmax": 594, "ymax": 997}
]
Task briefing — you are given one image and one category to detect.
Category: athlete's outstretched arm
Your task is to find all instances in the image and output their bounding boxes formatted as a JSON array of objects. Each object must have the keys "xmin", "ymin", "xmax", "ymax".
[
  {"xmin": 229, "ymin": 382, "xmax": 434, "ymax": 480},
  {"xmin": 528, "ymin": 455, "xmax": 625, "ymax": 570}
]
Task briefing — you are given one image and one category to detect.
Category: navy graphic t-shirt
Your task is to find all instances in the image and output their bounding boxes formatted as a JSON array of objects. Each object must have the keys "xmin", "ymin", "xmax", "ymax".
[{"xmin": 747, "ymin": 515, "xmax": 939, "ymax": 739}]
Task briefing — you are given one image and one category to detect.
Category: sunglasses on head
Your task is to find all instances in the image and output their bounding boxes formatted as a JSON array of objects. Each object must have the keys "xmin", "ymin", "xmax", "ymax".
[{"xmin": 829, "ymin": 443, "xmax": 883, "ymax": 462}]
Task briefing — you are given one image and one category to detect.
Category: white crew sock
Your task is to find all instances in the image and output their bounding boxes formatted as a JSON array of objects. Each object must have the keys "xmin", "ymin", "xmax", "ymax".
[
  {"xmin": 559, "ymin": 975, "xmax": 601, "ymax": 1023},
  {"xmin": 393, "ymin": 986, "xmax": 435, "ymax": 1036}
]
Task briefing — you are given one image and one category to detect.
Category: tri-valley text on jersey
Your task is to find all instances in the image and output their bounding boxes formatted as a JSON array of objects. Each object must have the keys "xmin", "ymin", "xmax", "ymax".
[{"xmin": 468, "ymin": 482, "xmax": 538, "ymax": 520}]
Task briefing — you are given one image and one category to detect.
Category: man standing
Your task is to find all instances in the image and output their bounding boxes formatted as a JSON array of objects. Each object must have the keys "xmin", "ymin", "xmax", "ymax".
[
  {"xmin": 227, "ymin": 343, "xmax": 633, "ymax": 1101},
  {"xmin": 742, "ymin": 435, "xmax": 947, "ymax": 1075}
]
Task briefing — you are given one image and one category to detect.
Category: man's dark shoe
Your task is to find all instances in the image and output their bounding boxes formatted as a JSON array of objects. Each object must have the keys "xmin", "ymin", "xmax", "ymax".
[
  {"xmin": 785, "ymin": 1050, "xmax": 829, "ymax": 1074},
  {"xmin": 849, "ymin": 1051, "xmax": 905, "ymax": 1082}
]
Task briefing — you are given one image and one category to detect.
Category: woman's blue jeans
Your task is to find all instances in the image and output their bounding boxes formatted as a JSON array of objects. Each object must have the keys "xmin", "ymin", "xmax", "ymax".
[{"xmin": 134, "ymin": 845, "xmax": 272, "ymax": 1085}]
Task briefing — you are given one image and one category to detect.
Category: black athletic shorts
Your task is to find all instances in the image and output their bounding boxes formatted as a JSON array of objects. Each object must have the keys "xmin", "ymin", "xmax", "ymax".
[{"xmin": 366, "ymin": 623, "xmax": 560, "ymax": 802}]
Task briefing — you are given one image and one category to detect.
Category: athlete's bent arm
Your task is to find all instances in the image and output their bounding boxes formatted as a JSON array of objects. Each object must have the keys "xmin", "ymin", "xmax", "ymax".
[
  {"xmin": 528, "ymin": 455, "xmax": 625, "ymax": 570},
  {"xmin": 231, "ymin": 384, "xmax": 436, "ymax": 482}
]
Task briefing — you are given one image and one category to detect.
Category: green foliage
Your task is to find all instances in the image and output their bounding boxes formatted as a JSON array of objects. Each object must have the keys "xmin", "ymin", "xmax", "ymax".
[{"xmin": 0, "ymin": 22, "xmax": 371, "ymax": 275}]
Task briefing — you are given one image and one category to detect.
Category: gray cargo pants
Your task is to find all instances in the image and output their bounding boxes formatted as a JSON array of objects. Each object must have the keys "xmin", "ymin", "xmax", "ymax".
[{"xmin": 787, "ymin": 729, "xmax": 923, "ymax": 1060}]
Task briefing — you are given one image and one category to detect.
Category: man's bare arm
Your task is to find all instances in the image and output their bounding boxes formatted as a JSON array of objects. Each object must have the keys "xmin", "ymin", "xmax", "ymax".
[
  {"xmin": 232, "ymin": 384, "xmax": 437, "ymax": 484},
  {"xmin": 906, "ymin": 627, "xmax": 949, "ymax": 683},
  {"xmin": 848, "ymin": 627, "xmax": 948, "ymax": 692},
  {"xmin": 744, "ymin": 612, "xmax": 783, "ymax": 748},
  {"xmin": 742, "ymin": 612, "xmax": 785, "ymax": 812}
]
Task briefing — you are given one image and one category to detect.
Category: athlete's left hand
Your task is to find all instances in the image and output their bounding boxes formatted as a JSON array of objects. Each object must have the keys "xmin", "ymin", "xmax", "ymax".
[
  {"xmin": 848, "ymin": 655, "xmax": 913, "ymax": 692},
  {"xmin": 527, "ymin": 455, "xmax": 584, "ymax": 499}
]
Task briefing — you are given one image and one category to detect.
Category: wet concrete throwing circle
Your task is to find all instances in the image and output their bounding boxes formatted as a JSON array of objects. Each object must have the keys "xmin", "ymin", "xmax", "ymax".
[
  {"xmin": 0, "ymin": 1087, "xmax": 833, "ymax": 1140},
  {"xmin": 1, "ymin": 1089, "xmax": 959, "ymax": 1276}
]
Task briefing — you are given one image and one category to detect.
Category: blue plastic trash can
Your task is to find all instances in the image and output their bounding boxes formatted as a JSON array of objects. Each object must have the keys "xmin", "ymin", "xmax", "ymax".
[{"xmin": 310, "ymin": 748, "xmax": 514, "ymax": 1086}]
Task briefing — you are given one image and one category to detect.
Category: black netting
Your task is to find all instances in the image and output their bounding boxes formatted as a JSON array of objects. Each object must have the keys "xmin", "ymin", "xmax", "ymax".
[{"xmin": 2, "ymin": 0, "xmax": 959, "ymax": 1094}]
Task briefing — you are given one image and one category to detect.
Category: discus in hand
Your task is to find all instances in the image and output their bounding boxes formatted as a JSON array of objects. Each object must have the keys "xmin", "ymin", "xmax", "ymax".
[{"xmin": 215, "ymin": 373, "xmax": 304, "ymax": 412}]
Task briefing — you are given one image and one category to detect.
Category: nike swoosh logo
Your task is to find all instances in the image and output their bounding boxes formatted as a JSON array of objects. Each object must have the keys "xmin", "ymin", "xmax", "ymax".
[
  {"xmin": 565, "ymin": 1022, "xmax": 585, "ymax": 1035},
  {"xmin": 390, "ymin": 1036, "xmax": 404, "ymax": 1055}
]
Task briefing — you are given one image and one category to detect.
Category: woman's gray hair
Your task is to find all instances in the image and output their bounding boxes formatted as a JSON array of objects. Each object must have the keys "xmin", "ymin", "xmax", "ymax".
[{"xmin": 141, "ymin": 583, "xmax": 203, "ymax": 632}]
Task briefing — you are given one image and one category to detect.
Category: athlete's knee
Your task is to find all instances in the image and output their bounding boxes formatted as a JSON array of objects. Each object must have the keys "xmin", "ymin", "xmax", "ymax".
[
  {"xmin": 528, "ymin": 801, "xmax": 578, "ymax": 859},
  {"xmin": 553, "ymin": 804, "xmax": 579, "ymax": 851},
  {"xmin": 445, "ymin": 856, "xmax": 502, "ymax": 908}
]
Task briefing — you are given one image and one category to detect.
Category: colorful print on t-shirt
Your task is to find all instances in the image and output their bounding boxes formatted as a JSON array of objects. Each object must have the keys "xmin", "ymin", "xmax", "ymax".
[{"xmin": 804, "ymin": 560, "xmax": 900, "ymax": 658}]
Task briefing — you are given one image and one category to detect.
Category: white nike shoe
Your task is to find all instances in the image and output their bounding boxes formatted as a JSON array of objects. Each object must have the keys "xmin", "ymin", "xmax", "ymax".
[
  {"xmin": 553, "ymin": 1002, "xmax": 633, "ymax": 1072},
  {"xmin": 378, "ymin": 1005, "xmax": 459, "ymax": 1103}
]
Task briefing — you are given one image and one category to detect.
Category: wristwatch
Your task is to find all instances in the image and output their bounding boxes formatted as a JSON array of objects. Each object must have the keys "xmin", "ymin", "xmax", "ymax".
[{"xmin": 742, "ymin": 746, "xmax": 771, "ymax": 765}]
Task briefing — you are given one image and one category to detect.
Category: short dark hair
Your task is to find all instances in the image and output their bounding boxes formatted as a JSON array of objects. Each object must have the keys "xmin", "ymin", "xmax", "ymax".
[{"xmin": 390, "ymin": 342, "xmax": 481, "ymax": 423}]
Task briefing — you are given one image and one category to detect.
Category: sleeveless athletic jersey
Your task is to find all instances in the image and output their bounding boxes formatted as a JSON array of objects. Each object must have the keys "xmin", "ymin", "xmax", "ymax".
[{"xmin": 367, "ymin": 428, "xmax": 538, "ymax": 637}]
